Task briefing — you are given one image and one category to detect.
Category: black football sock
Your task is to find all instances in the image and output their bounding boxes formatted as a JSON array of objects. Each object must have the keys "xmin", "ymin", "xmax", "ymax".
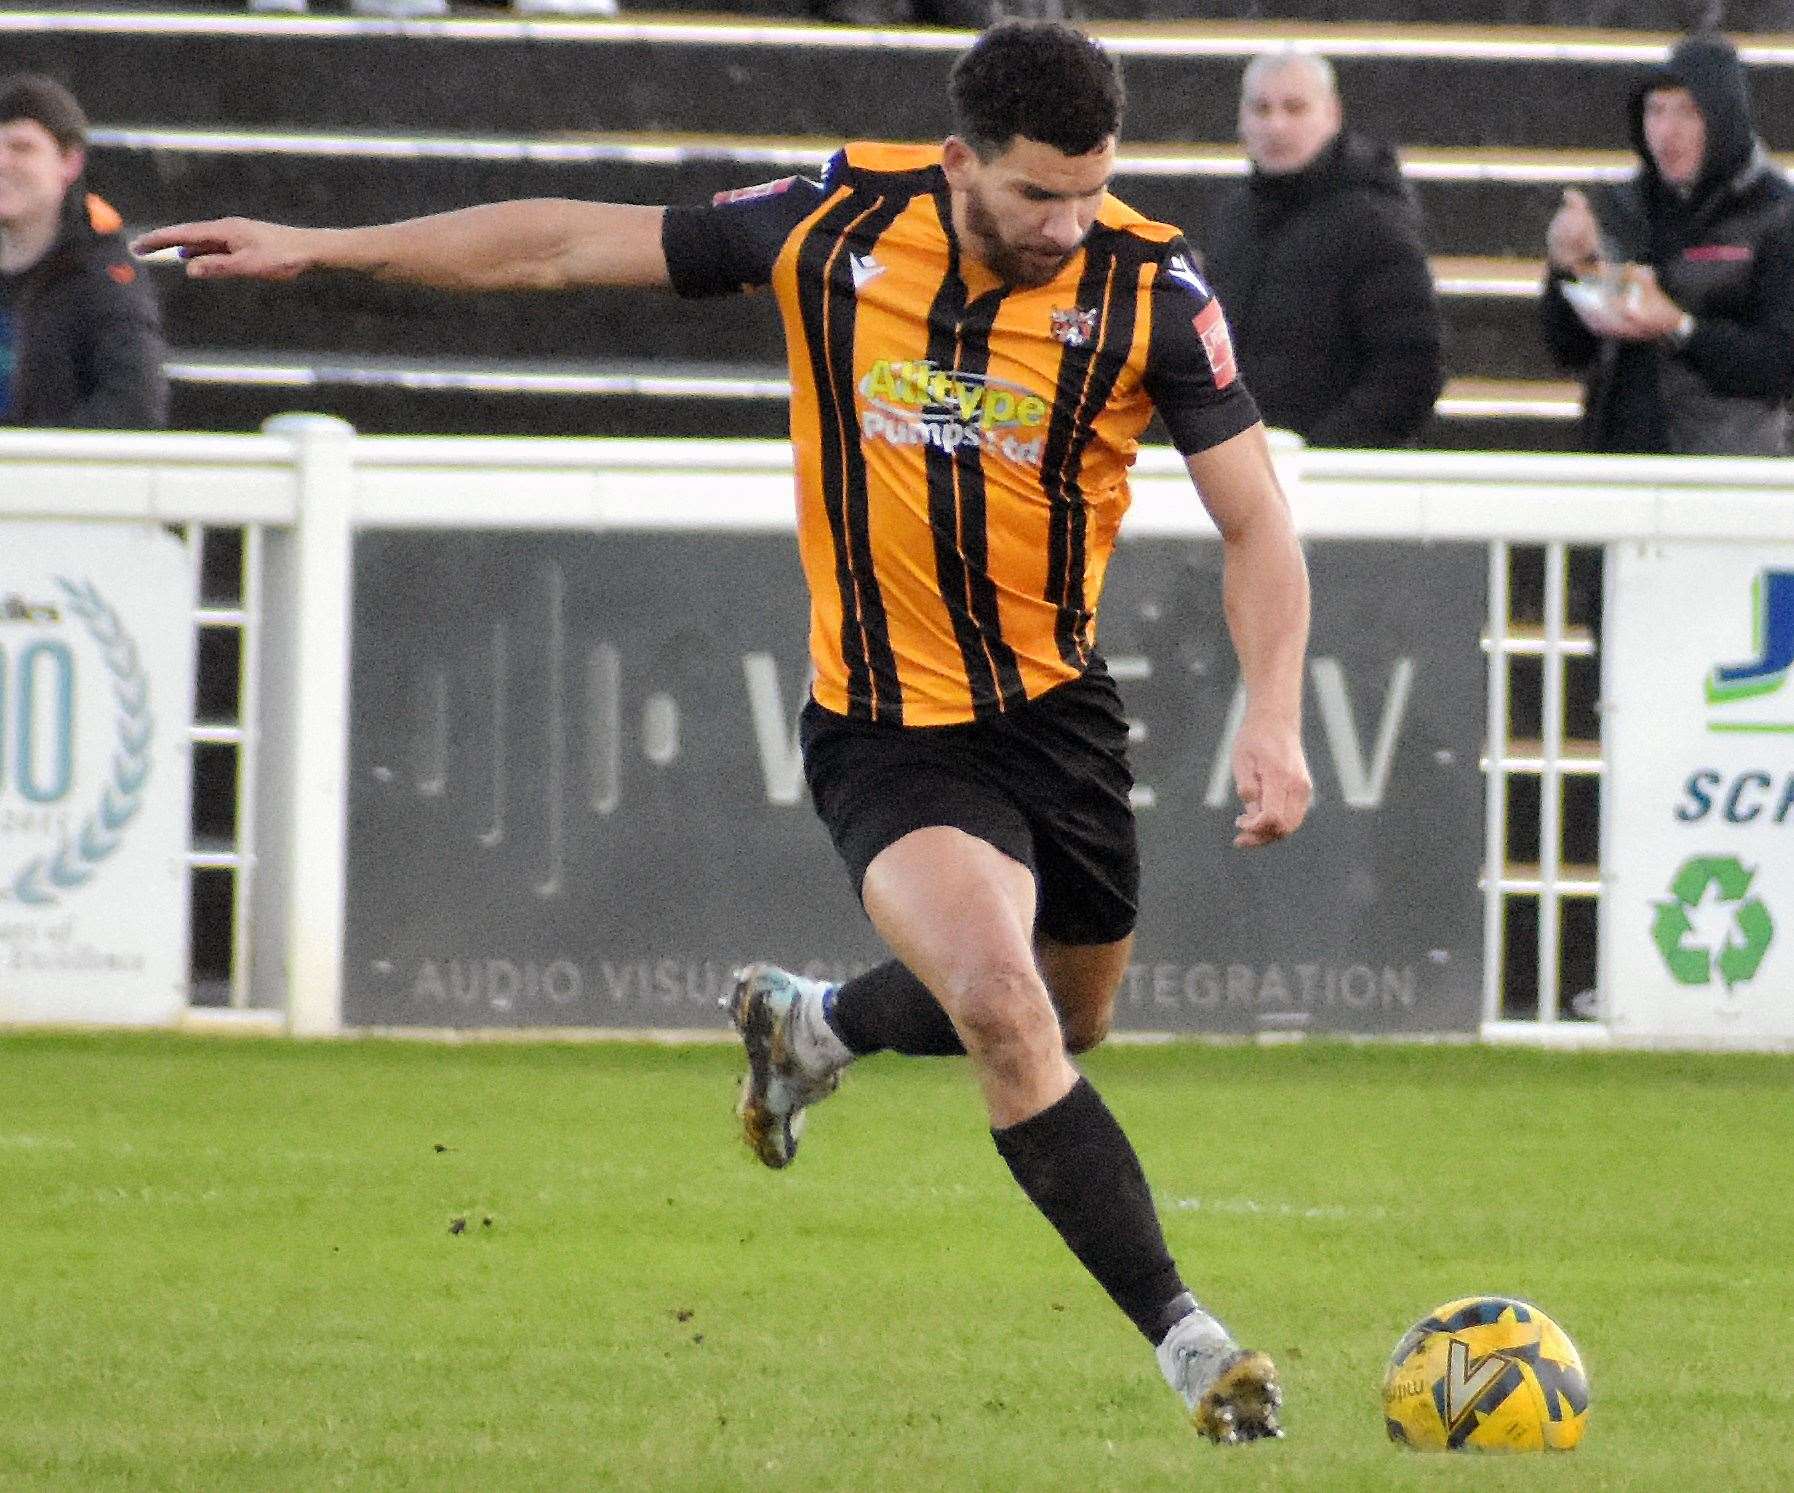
[
  {"xmin": 993, "ymin": 1076, "xmax": 1193, "ymax": 1345},
  {"xmin": 823, "ymin": 959, "xmax": 967, "ymax": 1057}
]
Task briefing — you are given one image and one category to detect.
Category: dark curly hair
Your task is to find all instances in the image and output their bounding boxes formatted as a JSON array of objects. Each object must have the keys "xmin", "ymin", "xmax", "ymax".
[{"xmin": 948, "ymin": 21, "xmax": 1125, "ymax": 160}]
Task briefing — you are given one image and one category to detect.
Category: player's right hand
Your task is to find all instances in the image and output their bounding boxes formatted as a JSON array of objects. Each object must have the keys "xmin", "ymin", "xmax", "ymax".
[
  {"xmin": 1545, "ymin": 189, "xmax": 1601, "ymax": 276},
  {"xmin": 130, "ymin": 218, "xmax": 320, "ymax": 280},
  {"xmin": 1230, "ymin": 721, "xmax": 1312, "ymax": 850}
]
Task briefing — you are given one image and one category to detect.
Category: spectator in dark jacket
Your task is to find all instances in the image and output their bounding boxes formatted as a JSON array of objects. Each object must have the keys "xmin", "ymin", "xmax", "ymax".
[
  {"xmin": 0, "ymin": 74, "xmax": 167, "ymax": 429},
  {"xmin": 1198, "ymin": 49, "xmax": 1445, "ymax": 448},
  {"xmin": 1541, "ymin": 34, "xmax": 1794, "ymax": 455}
]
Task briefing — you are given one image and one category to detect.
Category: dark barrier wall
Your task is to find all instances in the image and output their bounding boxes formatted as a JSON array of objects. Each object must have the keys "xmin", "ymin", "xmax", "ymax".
[{"xmin": 342, "ymin": 530, "xmax": 1485, "ymax": 1034}]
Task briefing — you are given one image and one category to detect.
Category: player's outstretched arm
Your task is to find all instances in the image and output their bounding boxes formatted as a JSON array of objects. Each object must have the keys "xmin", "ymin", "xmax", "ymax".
[
  {"xmin": 130, "ymin": 201, "xmax": 671, "ymax": 293},
  {"xmin": 1184, "ymin": 423, "xmax": 1314, "ymax": 849}
]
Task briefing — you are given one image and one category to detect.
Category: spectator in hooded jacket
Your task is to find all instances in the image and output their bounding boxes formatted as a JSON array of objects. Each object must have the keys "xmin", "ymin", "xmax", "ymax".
[
  {"xmin": 1197, "ymin": 49, "xmax": 1444, "ymax": 448},
  {"xmin": 0, "ymin": 75, "xmax": 167, "ymax": 429},
  {"xmin": 1542, "ymin": 34, "xmax": 1794, "ymax": 455}
]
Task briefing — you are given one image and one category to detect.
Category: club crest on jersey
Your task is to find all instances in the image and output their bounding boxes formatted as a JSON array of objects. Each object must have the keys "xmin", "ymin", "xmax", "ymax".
[{"xmin": 1051, "ymin": 306, "xmax": 1099, "ymax": 348}]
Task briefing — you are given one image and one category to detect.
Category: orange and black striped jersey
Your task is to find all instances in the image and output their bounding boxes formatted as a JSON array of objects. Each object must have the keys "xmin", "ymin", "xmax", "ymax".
[{"xmin": 663, "ymin": 142, "xmax": 1259, "ymax": 726}]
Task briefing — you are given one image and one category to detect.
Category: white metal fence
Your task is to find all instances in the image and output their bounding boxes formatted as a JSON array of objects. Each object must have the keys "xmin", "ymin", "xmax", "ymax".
[{"xmin": 3, "ymin": 422, "xmax": 1791, "ymax": 1037}]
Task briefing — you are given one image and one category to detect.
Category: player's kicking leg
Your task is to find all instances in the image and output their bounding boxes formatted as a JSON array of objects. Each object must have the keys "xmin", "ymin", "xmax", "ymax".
[
  {"xmin": 724, "ymin": 948, "xmax": 1282, "ymax": 1442},
  {"xmin": 1035, "ymin": 933, "xmax": 1282, "ymax": 1442},
  {"xmin": 857, "ymin": 825, "xmax": 1282, "ymax": 1446}
]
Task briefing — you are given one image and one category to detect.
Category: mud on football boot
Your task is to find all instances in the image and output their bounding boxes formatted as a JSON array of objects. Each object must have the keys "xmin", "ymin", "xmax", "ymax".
[
  {"xmin": 1157, "ymin": 1310, "xmax": 1284, "ymax": 1446},
  {"xmin": 1181, "ymin": 1348, "xmax": 1285, "ymax": 1445},
  {"xmin": 726, "ymin": 963, "xmax": 843, "ymax": 1170}
]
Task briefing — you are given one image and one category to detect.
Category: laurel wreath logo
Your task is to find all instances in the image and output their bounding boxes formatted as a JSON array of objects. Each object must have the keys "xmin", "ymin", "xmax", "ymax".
[{"xmin": 2, "ymin": 579, "xmax": 153, "ymax": 907}]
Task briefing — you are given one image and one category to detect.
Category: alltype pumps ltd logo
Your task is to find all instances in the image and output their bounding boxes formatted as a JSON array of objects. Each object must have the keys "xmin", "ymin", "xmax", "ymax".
[
  {"xmin": 0, "ymin": 579, "xmax": 152, "ymax": 906},
  {"xmin": 858, "ymin": 358, "xmax": 1049, "ymax": 465}
]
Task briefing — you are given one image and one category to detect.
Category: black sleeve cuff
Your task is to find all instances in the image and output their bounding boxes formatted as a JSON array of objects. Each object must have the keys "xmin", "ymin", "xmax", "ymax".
[
  {"xmin": 661, "ymin": 205, "xmax": 742, "ymax": 299},
  {"xmin": 1161, "ymin": 385, "xmax": 1263, "ymax": 456}
]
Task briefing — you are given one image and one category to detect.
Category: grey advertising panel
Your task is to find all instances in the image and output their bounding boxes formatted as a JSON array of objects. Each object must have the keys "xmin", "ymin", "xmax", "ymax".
[{"xmin": 343, "ymin": 531, "xmax": 1484, "ymax": 1033}]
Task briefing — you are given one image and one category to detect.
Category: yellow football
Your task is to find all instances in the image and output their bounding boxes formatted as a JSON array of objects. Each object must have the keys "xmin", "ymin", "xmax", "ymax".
[{"xmin": 1382, "ymin": 1295, "xmax": 1590, "ymax": 1452}]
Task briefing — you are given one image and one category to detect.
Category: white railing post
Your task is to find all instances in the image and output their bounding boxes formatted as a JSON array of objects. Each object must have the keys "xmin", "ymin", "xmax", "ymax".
[
  {"xmin": 1482, "ymin": 541, "xmax": 1511, "ymax": 1026},
  {"xmin": 252, "ymin": 414, "xmax": 356, "ymax": 1035},
  {"xmin": 1537, "ymin": 541, "xmax": 1568, "ymax": 1021}
]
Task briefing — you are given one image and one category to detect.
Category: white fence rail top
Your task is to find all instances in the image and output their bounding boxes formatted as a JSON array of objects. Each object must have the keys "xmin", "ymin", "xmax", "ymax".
[{"xmin": 3, "ymin": 431, "xmax": 1790, "ymax": 541}]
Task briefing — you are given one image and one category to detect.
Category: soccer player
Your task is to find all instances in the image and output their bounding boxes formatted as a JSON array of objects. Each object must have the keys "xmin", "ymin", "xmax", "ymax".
[{"xmin": 134, "ymin": 20, "xmax": 1312, "ymax": 1448}]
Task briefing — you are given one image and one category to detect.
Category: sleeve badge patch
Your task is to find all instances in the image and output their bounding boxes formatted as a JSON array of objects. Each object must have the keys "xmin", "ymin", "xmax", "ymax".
[
  {"xmin": 1193, "ymin": 300, "xmax": 1237, "ymax": 389},
  {"xmin": 712, "ymin": 176, "xmax": 800, "ymax": 207}
]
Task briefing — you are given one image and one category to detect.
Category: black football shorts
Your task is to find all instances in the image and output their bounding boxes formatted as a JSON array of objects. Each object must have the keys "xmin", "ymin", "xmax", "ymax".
[{"xmin": 799, "ymin": 669, "xmax": 1139, "ymax": 945}]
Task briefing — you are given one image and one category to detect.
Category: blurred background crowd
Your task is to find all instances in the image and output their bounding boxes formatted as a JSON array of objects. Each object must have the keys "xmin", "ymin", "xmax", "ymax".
[{"xmin": 5, "ymin": 0, "xmax": 1789, "ymax": 459}]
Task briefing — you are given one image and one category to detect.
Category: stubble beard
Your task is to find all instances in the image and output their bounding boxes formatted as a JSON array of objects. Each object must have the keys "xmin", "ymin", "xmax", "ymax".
[{"xmin": 962, "ymin": 186, "xmax": 1079, "ymax": 290}]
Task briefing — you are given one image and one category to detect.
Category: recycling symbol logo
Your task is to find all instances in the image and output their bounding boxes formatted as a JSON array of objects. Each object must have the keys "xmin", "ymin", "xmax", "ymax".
[{"xmin": 1651, "ymin": 856, "xmax": 1775, "ymax": 991}]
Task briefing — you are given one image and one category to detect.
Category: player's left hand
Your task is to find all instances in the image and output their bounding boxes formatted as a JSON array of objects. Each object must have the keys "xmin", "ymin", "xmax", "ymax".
[{"xmin": 1231, "ymin": 721, "xmax": 1312, "ymax": 849}]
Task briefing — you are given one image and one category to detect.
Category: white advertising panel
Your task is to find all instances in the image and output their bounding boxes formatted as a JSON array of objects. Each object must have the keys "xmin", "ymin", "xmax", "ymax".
[
  {"xmin": 0, "ymin": 524, "xmax": 194, "ymax": 1023},
  {"xmin": 1602, "ymin": 542, "xmax": 1794, "ymax": 1041}
]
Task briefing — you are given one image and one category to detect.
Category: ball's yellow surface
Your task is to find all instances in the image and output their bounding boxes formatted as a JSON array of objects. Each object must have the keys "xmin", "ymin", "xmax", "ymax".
[{"xmin": 1382, "ymin": 1296, "xmax": 1590, "ymax": 1452}]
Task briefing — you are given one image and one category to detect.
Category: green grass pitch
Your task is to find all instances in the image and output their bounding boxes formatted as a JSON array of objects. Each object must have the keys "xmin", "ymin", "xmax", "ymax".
[{"xmin": 0, "ymin": 1033, "xmax": 1789, "ymax": 1490}]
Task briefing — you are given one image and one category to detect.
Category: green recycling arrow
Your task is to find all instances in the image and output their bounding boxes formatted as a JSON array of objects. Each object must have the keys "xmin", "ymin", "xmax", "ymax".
[
  {"xmin": 1718, "ymin": 899, "xmax": 1775, "ymax": 989},
  {"xmin": 1652, "ymin": 900, "xmax": 1714, "ymax": 985},
  {"xmin": 1671, "ymin": 856, "xmax": 1753, "ymax": 905}
]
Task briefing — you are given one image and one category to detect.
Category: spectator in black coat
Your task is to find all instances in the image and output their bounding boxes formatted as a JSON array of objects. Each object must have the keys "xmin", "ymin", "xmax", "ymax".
[
  {"xmin": 1541, "ymin": 34, "xmax": 1794, "ymax": 455},
  {"xmin": 0, "ymin": 75, "xmax": 167, "ymax": 429},
  {"xmin": 1198, "ymin": 49, "xmax": 1444, "ymax": 448}
]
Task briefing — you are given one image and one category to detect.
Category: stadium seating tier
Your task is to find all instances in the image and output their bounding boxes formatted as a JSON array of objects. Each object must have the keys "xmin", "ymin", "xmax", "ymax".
[{"xmin": 18, "ymin": 9, "xmax": 1794, "ymax": 449}]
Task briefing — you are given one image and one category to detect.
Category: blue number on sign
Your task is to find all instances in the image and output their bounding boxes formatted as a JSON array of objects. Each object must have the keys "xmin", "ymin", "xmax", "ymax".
[{"xmin": 15, "ymin": 640, "xmax": 75, "ymax": 804}]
